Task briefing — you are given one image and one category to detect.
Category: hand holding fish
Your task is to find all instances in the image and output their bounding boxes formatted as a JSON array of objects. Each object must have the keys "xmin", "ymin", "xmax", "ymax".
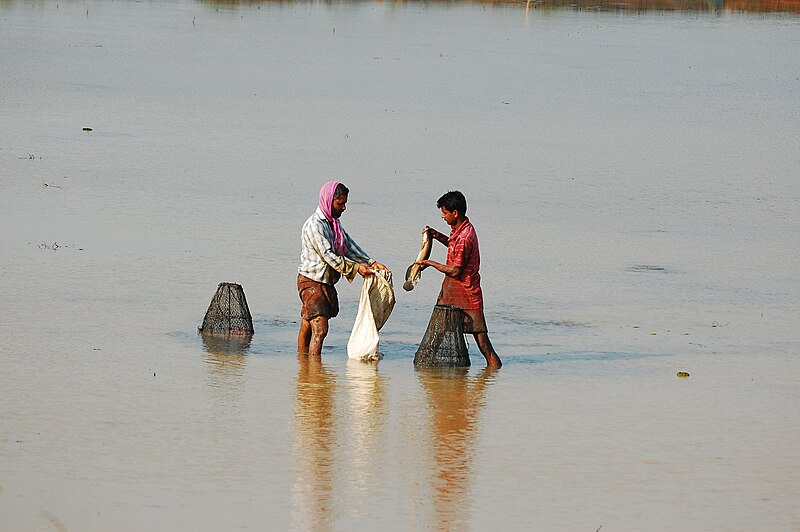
[{"xmin": 403, "ymin": 228, "xmax": 433, "ymax": 291}]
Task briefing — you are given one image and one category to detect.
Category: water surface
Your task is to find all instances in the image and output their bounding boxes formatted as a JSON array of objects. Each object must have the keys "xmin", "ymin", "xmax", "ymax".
[{"xmin": 1, "ymin": 1, "xmax": 799, "ymax": 530}]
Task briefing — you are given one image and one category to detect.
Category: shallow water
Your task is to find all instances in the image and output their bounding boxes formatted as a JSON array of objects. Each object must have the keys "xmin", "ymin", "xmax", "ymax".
[{"xmin": 1, "ymin": 1, "xmax": 799, "ymax": 530}]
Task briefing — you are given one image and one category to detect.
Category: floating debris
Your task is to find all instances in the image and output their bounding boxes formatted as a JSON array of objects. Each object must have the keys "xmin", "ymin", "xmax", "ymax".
[
  {"xmin": 627, "ymin": 264, "xmax": 667, "ymax": 273},
  {"xmin": 676, "ymin": 371, "xmax": 690, "ymax": 378}
]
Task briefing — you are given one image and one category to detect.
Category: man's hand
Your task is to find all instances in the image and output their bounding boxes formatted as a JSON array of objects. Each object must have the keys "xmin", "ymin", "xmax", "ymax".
[
  {"xmin": 371, "ymin": 261, "xmax": 390, "ymax": 272},
  {"xmin": 357, "ymin": 263, "xmax": 373, "ymax": 278},
  {"xmin": 424, "ymin": 226, "xmax": 447, "ymax": 245}
]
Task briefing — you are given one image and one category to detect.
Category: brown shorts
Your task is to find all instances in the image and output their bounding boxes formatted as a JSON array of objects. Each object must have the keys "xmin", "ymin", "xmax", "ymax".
[
  {"xmin": 462, "ymin": 308, "xmax": 488, "ymax": 334},
  {"xmin": 297, "ymin": 274, "xmax": 339, "ymax": 320}
]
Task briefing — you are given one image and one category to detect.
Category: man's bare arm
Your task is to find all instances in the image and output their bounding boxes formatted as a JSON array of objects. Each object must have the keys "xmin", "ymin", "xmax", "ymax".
[{"xmin": 417, "ymin": 259, "xmax": 462, "ymax": 278}]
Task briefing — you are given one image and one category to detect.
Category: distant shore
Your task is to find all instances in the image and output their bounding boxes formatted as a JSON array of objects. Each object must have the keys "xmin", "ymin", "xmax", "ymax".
[
  {"xmin": 2, "ymin": 0, "xmax": 798, "ymax": 14},
  {"xmin": 192, "ymin": 0, "xmax": 800, "ymax": 15}
]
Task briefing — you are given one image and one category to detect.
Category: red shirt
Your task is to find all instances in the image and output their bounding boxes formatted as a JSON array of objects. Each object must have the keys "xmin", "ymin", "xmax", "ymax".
[{"xmin": 438, "ymin": 218, "xmax": 483, "ymax": 310}]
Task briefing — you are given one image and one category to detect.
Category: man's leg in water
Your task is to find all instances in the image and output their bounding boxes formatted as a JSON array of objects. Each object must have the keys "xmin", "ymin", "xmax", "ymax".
[
  {"xmin": 298, "ymin": 317, "xmax": 330, "ymax": 356},
  {"xmin": 473, "ymin": 331, "xmax": 502, "ymax": 367},
  {"xmin": 298, "ymin": 319, "xmax": 312, "ymax": 354},
  {"xmin": 307, "ymin": 316, "xmax": 329, "ymax": 357}
]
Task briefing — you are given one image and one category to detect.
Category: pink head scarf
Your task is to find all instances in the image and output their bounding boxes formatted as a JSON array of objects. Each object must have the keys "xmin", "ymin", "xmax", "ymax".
[{"xmin": 319, "ymin": 180, "xmax": 347, "ymax": 256}]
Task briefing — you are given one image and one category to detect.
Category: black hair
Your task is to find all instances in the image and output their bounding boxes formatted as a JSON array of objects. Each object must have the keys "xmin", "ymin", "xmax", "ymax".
[
  {"xmin": 436, "ymin": 190, "xmax": 467, "ymax": 215},
  {"xmin": 334, "ymin": 183, "xmax": 349, "ymax": 200}
]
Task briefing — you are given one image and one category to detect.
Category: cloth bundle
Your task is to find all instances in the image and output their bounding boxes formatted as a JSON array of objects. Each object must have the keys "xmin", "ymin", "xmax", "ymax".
[{"xmin": 347, "ymin": 269, "xmax": 396, "ymax": 361}]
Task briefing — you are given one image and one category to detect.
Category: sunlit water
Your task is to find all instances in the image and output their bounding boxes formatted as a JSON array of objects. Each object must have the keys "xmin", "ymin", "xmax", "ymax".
[{"xmin": 1, "ymin": 1, "xmax": 799, "ymax": 530}]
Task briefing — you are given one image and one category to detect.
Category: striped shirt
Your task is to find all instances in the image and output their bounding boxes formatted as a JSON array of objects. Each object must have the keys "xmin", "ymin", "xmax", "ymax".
[
  {"xmin": 438, "ymin": 218, "xmax": 483, "ymax": 310},
  {"xmin": 298, "ymin": 207, "xmax": 374, "ymax": 285}
]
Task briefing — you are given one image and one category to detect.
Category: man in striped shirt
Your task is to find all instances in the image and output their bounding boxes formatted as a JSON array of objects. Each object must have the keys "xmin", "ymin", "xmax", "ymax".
[
  {"xmin": 417, "ymin": 190, "xmax": 502, "ymax": 368},
  {"xmin": 297, "ymin": 181, "xmax": 389, "ymax": 357}
]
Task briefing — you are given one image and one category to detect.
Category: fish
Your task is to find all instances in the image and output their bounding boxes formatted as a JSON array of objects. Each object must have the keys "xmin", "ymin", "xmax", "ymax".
[{"xmin": 403, "ymin": 229, "xmax": 432, "ymax": 291}]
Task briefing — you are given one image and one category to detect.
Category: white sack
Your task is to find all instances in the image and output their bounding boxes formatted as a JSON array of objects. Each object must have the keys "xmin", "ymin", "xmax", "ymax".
[{"xmin": 347, "ymin": 269, "xmax": 396, "ymax": 361}]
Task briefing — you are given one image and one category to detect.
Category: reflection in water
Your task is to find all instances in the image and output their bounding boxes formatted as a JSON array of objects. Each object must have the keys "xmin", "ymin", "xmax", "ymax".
[
  {"xmin": 201, "ymin": 333, "xmax": 252, "ymax": 356},
  {"xmin": 201, "ymin": 333, "xmax": 250, "ymax": 384},
  {"xmin": 201, "ymin": 333, "xmax": 251, "ymax": 419},
  {"xmin": 417, "ymin": 367, "xmax": 497, "ymax": 531},
  {"xmin": 292, "ymin": 355, "xmax": 337, "ymax": 531},
  {"xmin": 291, "ymin": 358, "xmax": 389, "ymax": 528},
  {"xmin": 345, "ymin": 359, "xmax": 388, "ymax": 499}
]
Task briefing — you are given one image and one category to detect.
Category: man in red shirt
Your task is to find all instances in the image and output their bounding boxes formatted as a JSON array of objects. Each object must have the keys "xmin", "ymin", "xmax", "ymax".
[{"xmin": 417, "ymin": 191, "xmax": 502, "ymax": 368}]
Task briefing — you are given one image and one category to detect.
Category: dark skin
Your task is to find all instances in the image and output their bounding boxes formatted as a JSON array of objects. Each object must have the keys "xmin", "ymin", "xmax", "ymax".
[
  {"xmin": 417, "ymin": 207, "xmax": 502, "ymax": 368},
  {"xmin": 298, "ymin": 193, "xmax": 389, "ymax": 358}
]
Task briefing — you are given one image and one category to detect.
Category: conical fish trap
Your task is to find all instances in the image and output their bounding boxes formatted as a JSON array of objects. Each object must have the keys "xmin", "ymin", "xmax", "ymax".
[
  {"xmin": 414, "ymin": 304, "xmax": 470, "ymax": 367},
  {"xmin": 199, "ymin": 282, "xmax": 254, "ymax": 335}
]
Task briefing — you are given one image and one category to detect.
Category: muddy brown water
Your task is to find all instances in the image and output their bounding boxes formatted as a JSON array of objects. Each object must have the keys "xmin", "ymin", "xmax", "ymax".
[{"xmin": 1, "ymin": 1, "xmax": 799, "ymax": 530}]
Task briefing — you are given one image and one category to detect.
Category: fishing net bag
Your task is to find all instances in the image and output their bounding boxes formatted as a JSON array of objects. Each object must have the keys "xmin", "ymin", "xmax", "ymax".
[
  {"xmin": 414, "ymin": 304, "xmax": 470, "ymax": 367},
  {"xmin": 198, "ymin": 282, "xmax": 254, "ymax": 335}
]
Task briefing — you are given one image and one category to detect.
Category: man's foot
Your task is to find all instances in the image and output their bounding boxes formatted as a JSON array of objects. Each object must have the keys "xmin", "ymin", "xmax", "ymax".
[{"xmin": 486, "ymin": 354, "xmax": 502, "ymax": 368}]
